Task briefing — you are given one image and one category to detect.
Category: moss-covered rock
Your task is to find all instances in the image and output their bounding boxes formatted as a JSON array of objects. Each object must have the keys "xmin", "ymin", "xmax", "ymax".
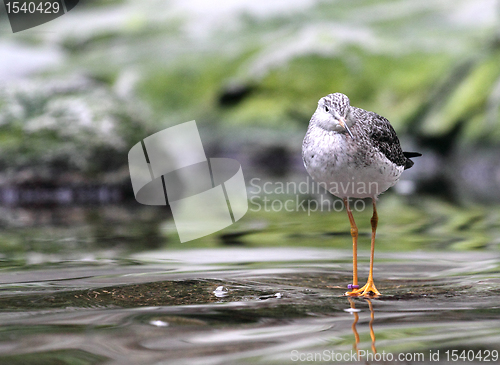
[{"xmin": 0, "ymin": 76, "xmax": 151, "ymax": 184}]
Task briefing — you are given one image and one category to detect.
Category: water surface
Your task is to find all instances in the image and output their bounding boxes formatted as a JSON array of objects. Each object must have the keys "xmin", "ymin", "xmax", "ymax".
[{"xmin": 1, "ymin": 244, "xmax": 499, "ymax": 364}]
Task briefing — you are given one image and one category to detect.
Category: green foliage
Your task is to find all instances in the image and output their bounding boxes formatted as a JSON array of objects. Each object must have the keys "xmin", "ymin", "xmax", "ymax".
[
  {"xmin": 11, "ymin": 0, "xmax": 496, "ymax": 144},
  {"xmin": 421, "ymin": 50, "xmax": 500, "ymax": 140}
]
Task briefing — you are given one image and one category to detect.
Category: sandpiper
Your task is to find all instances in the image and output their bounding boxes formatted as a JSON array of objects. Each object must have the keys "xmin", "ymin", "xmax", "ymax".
[{"xmin": 302, "ymin": 93, "xmax": 420, "ymax": 297}]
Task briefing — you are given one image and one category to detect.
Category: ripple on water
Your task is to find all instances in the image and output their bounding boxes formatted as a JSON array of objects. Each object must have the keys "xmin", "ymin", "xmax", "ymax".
[{"xmin": 0, "ymin": 248, "xmax": 499, "ymax": 363}]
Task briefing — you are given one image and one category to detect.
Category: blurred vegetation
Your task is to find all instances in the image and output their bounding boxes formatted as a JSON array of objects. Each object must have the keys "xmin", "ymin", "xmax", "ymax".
[
  {"xmin": 417, "ymin": 45, "xmax": 500, "ymax": 142},
  {"xmin": 1, "ymin": 0, "xmax": 496, "ymax": 142}
]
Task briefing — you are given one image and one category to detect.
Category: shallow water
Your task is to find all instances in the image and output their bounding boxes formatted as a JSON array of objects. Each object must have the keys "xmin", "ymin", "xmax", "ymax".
[
  {"xmin": 0, "ymin": 194, "xmax": 499, "ymax": 364},
  {"xmin": 1, "ymin": 245, "xmax": 500, "ymax": 364}
]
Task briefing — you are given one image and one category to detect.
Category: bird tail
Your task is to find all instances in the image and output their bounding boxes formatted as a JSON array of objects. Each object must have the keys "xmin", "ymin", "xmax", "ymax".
[
  {"xmin": 403, "ymin": 152, "xmax": 422, "ymax": 159},
  {"xmin": 403, "ymin": 151, "xmax": 421, "ymax": 170}
]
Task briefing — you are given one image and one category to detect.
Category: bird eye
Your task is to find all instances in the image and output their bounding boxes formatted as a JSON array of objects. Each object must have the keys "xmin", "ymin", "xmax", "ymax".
[{"xmin": 324, "ymin": 106, "xmax": 329, "ymax": 113}]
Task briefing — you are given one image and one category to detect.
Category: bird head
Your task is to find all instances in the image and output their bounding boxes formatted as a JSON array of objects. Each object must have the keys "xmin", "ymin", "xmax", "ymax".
[{"xmin": 311, "ymin": 93, "xmax": 354, "ymax": 138}]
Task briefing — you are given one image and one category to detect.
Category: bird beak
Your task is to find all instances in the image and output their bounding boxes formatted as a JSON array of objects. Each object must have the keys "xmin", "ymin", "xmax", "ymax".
[{"xmin": 339, "ymin": 117, "xmax": 354, "ymax": 139}]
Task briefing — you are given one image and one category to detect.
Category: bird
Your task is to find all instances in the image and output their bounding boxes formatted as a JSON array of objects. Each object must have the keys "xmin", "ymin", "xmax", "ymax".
[{"xmin": 302, "ymin": 93, "xmax": 421, "ymax": 297}]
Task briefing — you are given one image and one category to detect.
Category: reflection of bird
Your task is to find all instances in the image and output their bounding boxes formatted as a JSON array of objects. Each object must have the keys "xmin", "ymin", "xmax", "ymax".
[
  {"xmin": 347, "ymin": 298, "xmax": 376, "ymax": 357},
  {"xmin": 302, "ymin": 93, "xmax": 420, "ymax": 296}
]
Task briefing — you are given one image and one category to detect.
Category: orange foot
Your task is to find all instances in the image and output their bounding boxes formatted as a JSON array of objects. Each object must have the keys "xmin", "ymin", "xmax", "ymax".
[{"xmin": 345, "ymin": 280, "xmax": 381, "ymax": 297}]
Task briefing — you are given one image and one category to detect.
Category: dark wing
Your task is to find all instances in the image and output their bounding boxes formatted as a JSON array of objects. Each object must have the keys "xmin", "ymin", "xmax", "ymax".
[{"xmin": 365, "ymin": 112, "xmax": 419, "ymax": 170}]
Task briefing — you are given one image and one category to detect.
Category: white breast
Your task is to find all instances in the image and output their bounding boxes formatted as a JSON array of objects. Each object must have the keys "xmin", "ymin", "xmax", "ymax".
[{"xmin": 302, "ymin": 127, "xmax": 403, "ymax": 199}]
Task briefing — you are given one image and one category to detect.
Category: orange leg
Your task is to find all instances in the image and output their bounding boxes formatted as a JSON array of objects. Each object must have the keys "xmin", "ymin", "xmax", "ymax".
[
  {"xmin": 344, "ymin": 198, "xmax": 359, "ymax": 295},
  {"xmin": 355, "ymin": 198, "xmax": 381, "ymax": 297}
]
